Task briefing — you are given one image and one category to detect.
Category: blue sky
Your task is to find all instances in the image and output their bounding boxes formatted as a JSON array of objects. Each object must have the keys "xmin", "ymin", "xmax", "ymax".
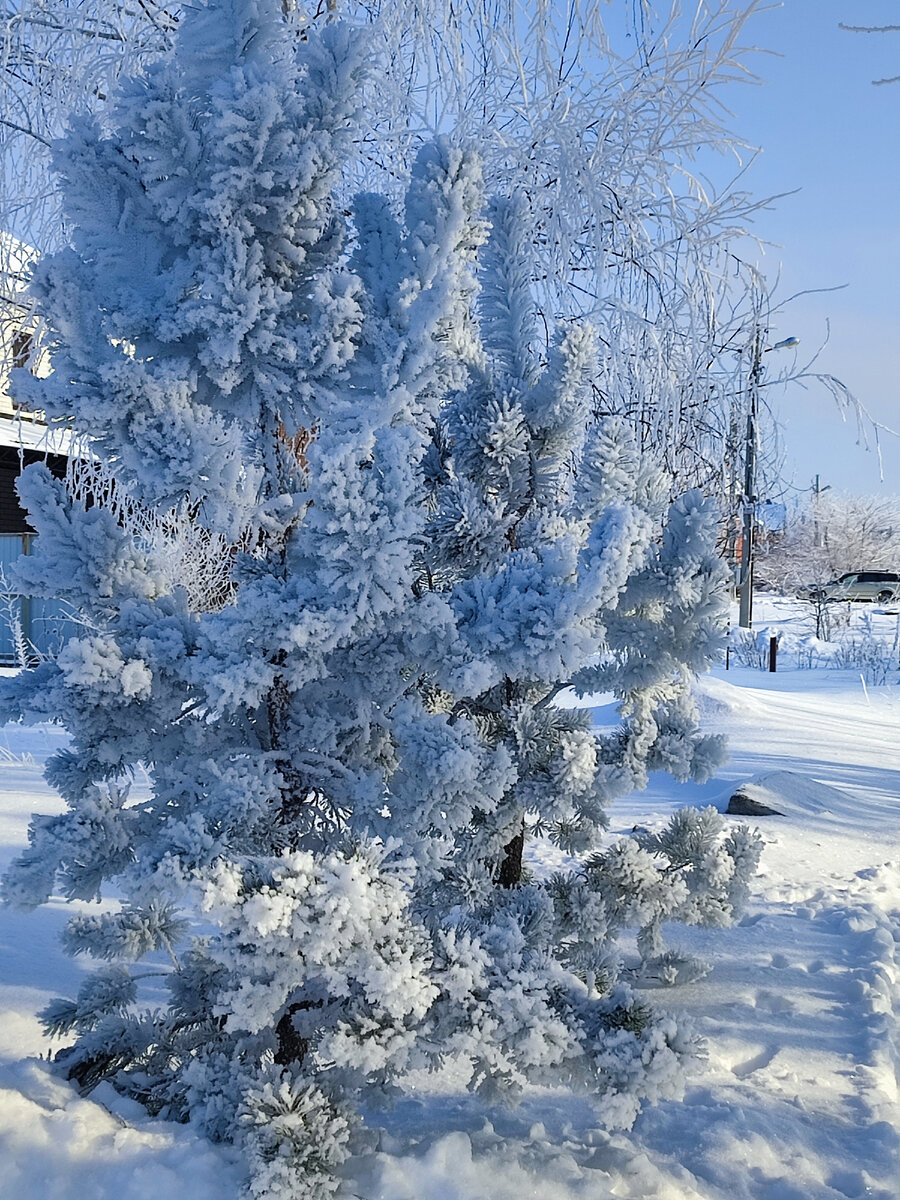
[{"xmin": 704, "ymin": 0, "xmax": 900, "ymax": 499}]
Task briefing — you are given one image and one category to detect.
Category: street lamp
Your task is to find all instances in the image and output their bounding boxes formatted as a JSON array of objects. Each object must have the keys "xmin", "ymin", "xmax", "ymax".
[{"xmin": 737, "ymin": 333, "xmax": 798, "ymax": 629}]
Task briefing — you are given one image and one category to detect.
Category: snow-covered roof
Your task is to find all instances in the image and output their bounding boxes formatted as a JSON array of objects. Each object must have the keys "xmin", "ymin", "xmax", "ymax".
[{"xmin": 0, "ymin": 413, "xmax": 73, "ymax": 456}]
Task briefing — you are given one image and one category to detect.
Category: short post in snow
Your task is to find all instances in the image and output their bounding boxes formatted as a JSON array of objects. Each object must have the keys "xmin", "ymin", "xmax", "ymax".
[{"xmin": 768, "ymin": 636, "xmax": 777, "ymax": 673}]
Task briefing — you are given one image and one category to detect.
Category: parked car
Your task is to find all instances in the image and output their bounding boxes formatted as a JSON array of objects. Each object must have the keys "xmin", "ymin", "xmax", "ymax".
[{"xmin": 799, "ymin": 571, "xmax": 900, "ymax": 603}]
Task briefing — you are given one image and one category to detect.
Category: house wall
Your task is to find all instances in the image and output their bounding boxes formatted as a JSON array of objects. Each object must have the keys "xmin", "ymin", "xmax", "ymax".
[{"xmin": 0, "ymin": 445, "xmax": 68, "ymax": 534}]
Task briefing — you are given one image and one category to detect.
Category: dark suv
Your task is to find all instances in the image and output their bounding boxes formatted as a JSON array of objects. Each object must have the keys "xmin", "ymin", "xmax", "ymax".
[{"xmin": 800, "ymin": 571, "xmax": 900, "ymax": 603}]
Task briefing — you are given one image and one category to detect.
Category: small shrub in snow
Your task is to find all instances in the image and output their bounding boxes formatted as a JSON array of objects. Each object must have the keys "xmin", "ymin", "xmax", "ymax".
[
  {"xmin": 794, "ymin": 636, "xmax": 829, "ymax": 670},
  {"xmin": 832, "ymin": 632, "xmax": 898, "ymax": 686},
  {"xmin": 728, "ymin": 627, "xmax": 773, "ymax": 670}
]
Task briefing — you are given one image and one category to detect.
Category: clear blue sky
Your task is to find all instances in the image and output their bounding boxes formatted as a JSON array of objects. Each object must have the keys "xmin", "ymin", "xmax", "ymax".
[{"xmin": 706, "ymin": 0, "xmax": 900, "ymax": 500}]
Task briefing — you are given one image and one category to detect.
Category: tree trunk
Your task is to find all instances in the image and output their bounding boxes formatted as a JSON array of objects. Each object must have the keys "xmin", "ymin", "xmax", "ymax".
[
  {"xmin": 497, "ymin": 823, "xmax": 525, "ymax": 888},
  {"xmin": 274, "ymin": 1004, "xmax": 310, "ymax": 1066}
]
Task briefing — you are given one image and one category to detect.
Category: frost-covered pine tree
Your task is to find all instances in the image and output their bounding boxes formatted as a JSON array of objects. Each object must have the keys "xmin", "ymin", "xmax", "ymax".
[
  {"xmin": 1, "ymin": 3, "xmax": 760, "ymax": 1197},
  {"xmin": 418, "ymin": 193, "xmax": 759, "ymax": 1003}
]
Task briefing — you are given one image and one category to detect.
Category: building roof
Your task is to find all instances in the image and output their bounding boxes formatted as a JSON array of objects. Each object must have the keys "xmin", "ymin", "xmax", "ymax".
[{"xmin": 0, "ymin": 413, "xmax": 73, "ymax": 455}]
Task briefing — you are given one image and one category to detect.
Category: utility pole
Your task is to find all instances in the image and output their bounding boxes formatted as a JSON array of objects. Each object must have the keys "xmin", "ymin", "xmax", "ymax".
[
  {"xmin": 738, "ymin": 327, "xmax": 762, "ymax": 629},
  {"xmin": 811, "ymin": 473, "xmax": 830, "ymax": 548}
]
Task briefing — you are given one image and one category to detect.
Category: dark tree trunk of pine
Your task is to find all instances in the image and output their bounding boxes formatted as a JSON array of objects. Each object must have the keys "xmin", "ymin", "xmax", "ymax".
[
  {"xmin": 497, "ymin": 824, "xmax": 525, "ymax": 888},
  {"xmin": 274, "ymin": 1004, "xmax": 310, "ymax": 1066}
]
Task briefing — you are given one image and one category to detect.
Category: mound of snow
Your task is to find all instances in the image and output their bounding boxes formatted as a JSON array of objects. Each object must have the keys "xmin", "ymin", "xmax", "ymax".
[{"xmin": 724, "ymin": 770, "xmax": 855, "ymax": 818}]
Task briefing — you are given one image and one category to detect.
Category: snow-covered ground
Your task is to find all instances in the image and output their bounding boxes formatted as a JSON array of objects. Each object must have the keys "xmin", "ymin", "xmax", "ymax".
[{"xmin": 0, "ymin": 597, "xmax": 898, "ymax": 1199}]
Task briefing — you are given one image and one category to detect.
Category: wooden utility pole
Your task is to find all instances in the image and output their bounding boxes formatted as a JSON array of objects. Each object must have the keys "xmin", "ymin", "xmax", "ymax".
[
  {"xmin": 811, "ymin": 473, "xmax": 830, "ymax": 548},
  {"xmin": 738, "ymin": 329, "xmax": 762, "ymax": 629}
]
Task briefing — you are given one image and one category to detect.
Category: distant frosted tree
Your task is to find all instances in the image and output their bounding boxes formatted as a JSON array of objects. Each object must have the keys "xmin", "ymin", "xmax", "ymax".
[
  {"xmin": 0, "ymin": 3, "xmax": 760, "ymax": 1197},
  {"xmin": 758, "ymin": 491, "xmax": 900, "ymax": 596}
]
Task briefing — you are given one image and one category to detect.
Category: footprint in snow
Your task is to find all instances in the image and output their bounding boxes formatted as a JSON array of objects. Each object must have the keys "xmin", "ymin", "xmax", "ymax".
[
  {"xmin": 730, "ymin": 1047, "xmax": 777, "ymax": 1079},
  {"xmin": 754, "ymin": 989, "xmax": 795, "ymax": 1014}
]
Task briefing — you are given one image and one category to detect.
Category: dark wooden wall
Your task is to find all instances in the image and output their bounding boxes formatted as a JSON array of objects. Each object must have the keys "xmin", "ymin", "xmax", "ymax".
[{"xmin": 0, "ymin": 446, "xmax": 68, "ymax": 533}]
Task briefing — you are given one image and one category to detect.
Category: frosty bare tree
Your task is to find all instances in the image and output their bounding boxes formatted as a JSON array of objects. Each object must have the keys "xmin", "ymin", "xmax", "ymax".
[
  {"xmin": 1, "ymin": 0, "xmax": 778, "ymax": 498},
  {"xmin": 0, "ymin": 2, "xmax": 175, "ymax": 316},
  {"xmin": 0, "ymin": 4, "xmax": 761, "ymax": 1197},
  {"xmin": 758, "ymin": 491, "xmax": 900, "ymax": 595}
]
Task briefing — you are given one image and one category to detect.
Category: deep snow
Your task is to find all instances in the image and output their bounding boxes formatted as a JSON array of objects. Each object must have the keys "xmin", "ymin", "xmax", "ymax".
[{"xmin": 0, "ymin": 596, "xmax": 897, "ymax": 1199}]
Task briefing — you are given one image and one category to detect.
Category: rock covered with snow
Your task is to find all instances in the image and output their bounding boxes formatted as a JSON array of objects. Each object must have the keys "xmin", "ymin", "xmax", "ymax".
[{"xmin": 726, "ymin": 770, "xmax": 856, "ymax": 818}]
